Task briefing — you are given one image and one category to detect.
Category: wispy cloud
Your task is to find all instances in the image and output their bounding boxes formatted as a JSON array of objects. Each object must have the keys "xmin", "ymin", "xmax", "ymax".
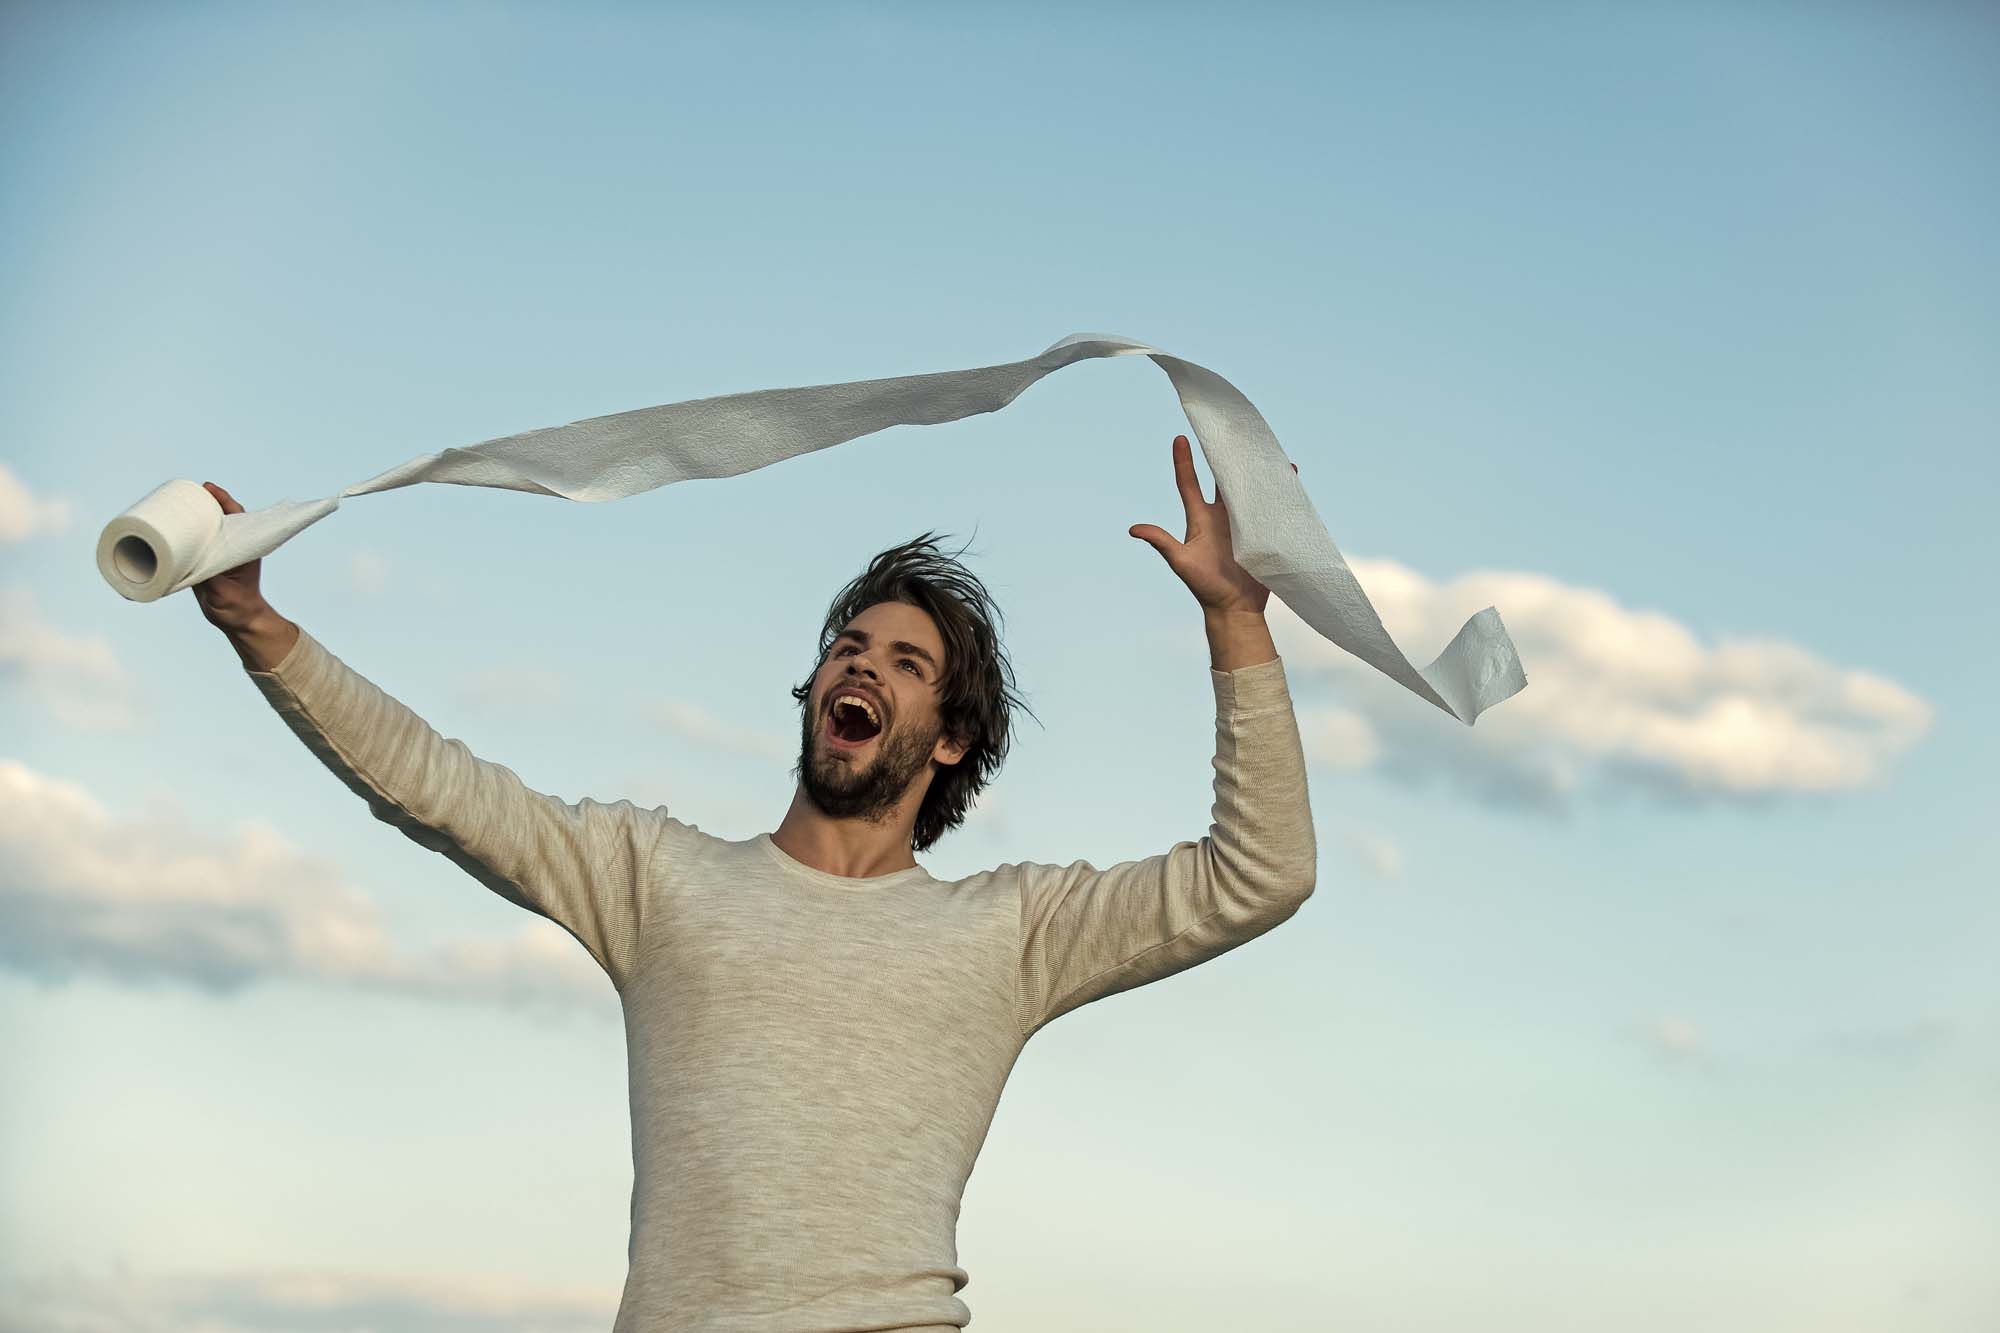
[
  {"xmin": 1817, "ymin": 1014, "xmax": 1959, "ymax": 1066},
  {"xmin": 1640, "ymin": 1013, "xmax": 1704, "ymax": 1059},
  {"xmin": 640, "ymin": 695, "xmax": 795, "ymax": 763},
  {"xmin": 1623, "ymin": 1009, "xmax": 1965, "ymax": 1076},
  {"xmin": 348, "ymin": 548, "xmax": 392, "ymax": 596},
  {"xmin": 965, "ymin": 783, "xmax": 1008, "ymax": 835},
  {"xmin": 344, "ymin": 548, "xmax": 453, "ymax": 601},
  {"xmin": 0, "ymin": 759, "xmax": 615, "ymax": 1018},
  {"xmin": 617, "ymin": 762, "xmax": 1009, "ymax": 841},
  {"xmin": 1618, "ymin": 1012, "xmax": 1729, "ymax": 1079},
  {"xmin": 0, "ymin": 583, "xmax": 141, "ymax": 730},
  {"xmin": 1339, "ymin": 827, "xmax": 1404, "ymax": 881},
  {"xmin": 0, "ymin": 463, "xmax": 72, "ymax": 543},
  {"xmin": 1271, "ymin": 559, "xmax": 1932, "ymax": 813},
  {"xmin": 456, "ymin": 664, "xmax": 567, "ymax": 714},
  {"xmin": 0, "ymin": 1261, "xmax": 615, "ymax": 1333},
  {"xmin": 631, "ymin": 700, "xmax": 1019, "ymax": 832}
]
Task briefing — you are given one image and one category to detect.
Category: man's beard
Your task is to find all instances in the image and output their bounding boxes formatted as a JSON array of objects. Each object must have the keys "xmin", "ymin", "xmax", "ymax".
[{"xmin": 793, "ymin": 697, "xmax": 941, "ymax": 826}]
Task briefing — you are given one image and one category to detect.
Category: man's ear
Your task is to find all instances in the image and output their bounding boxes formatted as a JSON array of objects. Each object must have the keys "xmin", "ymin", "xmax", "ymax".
[{"xmin": 935, "ymin": 730, "xmax": 971, "ymax": 767}]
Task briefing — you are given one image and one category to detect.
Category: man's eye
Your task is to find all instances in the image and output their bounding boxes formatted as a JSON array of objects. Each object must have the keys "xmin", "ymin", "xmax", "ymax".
[{"xmin": 833, "ymin": 644, "xmax": 919, "ymax": 677}]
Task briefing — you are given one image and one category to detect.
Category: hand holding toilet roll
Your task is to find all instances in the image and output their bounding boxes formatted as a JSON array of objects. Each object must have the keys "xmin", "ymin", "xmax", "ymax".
[
  {"xmin": 188, "ymin": 482, "xmax": 300, "ymax": 673},
  {"xmin": 189, "ymin": 483, "xmax": 265, "ymax": 634}
]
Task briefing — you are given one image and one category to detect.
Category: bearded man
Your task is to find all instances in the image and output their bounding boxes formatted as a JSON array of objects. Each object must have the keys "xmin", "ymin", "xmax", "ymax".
[{"xmin": 195, "ymin": 434, "xmax": 1317, "ymax": 1333}]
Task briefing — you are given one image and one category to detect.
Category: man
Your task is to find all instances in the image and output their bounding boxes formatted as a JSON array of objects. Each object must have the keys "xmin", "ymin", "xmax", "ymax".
[{"xmin": 194, "ymin": 434, "xmax": 1317, "ymax": 1333}]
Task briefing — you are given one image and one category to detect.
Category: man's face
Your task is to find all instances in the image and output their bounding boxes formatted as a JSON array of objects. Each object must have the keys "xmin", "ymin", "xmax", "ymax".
[{"xmin": 795, "ymin": 600, "xmax": 963, "ymax": 824}]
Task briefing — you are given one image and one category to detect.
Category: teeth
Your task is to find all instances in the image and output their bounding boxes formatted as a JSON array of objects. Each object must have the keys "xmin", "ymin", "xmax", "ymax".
[{"xmin": 835, "ymin": 694, "xmax": 879, "ymax": 725}]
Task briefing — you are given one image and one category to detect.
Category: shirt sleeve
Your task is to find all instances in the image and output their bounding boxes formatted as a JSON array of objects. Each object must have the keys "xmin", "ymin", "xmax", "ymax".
[
  {"xmin": 1014, "ymin": 655, "xmax": 1318, "ymax": 1039},
  {"xmin": 243, "ymin": 627, "xmax": 662, "ymax": 990}
]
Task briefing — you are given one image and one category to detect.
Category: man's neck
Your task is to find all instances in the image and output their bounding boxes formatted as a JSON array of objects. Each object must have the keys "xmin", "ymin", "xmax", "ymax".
[{"xmin": 769, "ymin": 789, "xmax": 920, "ymax": 878}]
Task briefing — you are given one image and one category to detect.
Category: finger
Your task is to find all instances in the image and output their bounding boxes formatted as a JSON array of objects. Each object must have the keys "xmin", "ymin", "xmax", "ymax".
[
  {"xmin": 1171, "ymin": 435, "xmax": 1206, "ymax": 520},
  {"xmin": 1128, "ymin": 522, "xmax": 1180, "ymax": 559},
  {"xmin": 203, "ymin": 482, "xmax": 245, "ymax": 516}
]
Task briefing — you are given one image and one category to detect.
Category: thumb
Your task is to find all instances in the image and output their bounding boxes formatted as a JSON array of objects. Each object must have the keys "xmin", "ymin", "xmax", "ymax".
[{"xmin": 1129, "ymin": 524, "xmax": 1180, "ymax": 558}]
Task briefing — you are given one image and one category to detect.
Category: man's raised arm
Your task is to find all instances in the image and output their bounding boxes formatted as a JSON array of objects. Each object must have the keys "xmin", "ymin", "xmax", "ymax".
[
  {"xmin": 1010, "ymin": 436, "xmax": 1319, "ymax": 1038},
  {"xmin": 194, "ymin": 483, "xmax": 660, "ymax": 990},
  {"xmin": 1014, "ymin": 609, "xmax": 1315, "ymax": 1037}
]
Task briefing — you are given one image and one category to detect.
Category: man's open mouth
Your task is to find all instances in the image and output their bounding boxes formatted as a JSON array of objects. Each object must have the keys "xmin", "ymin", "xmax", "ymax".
[{"xmin": 826, "ymin": 695, "xmax": 883, "ymax": 749}]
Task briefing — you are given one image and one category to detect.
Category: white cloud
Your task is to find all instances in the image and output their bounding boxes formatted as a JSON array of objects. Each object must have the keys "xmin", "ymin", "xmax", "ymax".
[
  {"xmin": 0, "ymin": 583, "xmax": 141, "ymax": 730},
  {"xmin": 0, "ymin": 1261, "xmax": 615, "ymax": 1333},
  {"xmin": 0, "ymin": 463, "xmax": 72, "ymax": 543},
  {"xmin": 0, "ymin": 759, "xmax": 616, "ymax": 1018},
  {"xmin": 1270, "ymin": 559, "xmax": 1932, "ymax": 812},
  {"xmin": 641, "ymin": 695, "xmax": 795, "ymax": 763}
]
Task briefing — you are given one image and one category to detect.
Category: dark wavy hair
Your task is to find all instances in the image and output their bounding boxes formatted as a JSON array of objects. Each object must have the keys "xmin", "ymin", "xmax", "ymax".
[{"xmin": 789, "ymin": 530, "xmax": 1039, "ymax": 854}]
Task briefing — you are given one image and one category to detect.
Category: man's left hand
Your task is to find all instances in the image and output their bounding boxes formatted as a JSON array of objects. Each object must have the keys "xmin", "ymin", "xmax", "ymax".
[{"xmin": 1130, "ymin": 434, "xmax": 1293, "ymax": 615}]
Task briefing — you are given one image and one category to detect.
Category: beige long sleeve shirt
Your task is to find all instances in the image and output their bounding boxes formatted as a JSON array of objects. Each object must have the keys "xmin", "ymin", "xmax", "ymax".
[{"xmin": 246, "ymin": 628, "xmax": 1316, "ymax": 1332}]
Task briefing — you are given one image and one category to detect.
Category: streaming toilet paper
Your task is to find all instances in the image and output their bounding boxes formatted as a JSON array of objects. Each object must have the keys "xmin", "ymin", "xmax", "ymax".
[{"xmin": 96, "ymin": 332, "xmax": 1526, "ymax": 724}]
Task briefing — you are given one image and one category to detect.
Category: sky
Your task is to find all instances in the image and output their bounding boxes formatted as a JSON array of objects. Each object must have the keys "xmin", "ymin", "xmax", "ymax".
[{"xmin": 2, "ymin": 2, "xmax": 1996, "ymax": 1330}]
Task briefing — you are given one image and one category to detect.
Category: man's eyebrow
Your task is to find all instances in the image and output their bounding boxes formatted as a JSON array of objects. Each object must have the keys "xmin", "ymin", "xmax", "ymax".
[{"xmin": 831, "ymin": 628, "xmax": 939, "ymax": 675}]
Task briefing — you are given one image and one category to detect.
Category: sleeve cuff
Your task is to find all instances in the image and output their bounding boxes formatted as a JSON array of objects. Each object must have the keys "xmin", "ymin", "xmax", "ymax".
[
  {"xmin": 1209, "ymin": 654, "xmax": 1293, "ymax": 719},
  {"xmin": 244, "ymin": 625, "xmax": 324, "ymax": 708}
]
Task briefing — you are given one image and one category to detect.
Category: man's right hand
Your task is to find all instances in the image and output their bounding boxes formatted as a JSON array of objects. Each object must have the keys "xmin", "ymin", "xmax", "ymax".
[
  {"xmin": 193, "ymin": 482, "xmax": 297, "ymax": 671},
  {"xmin": 191, "ymin": 482, "xmax": 268, "ymax": 632}
]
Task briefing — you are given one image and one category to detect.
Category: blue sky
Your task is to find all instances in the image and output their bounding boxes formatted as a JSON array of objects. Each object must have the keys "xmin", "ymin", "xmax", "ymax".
[{"xmin": 3, "ymin": 3, "xmax": 1995, "ymax": 1329}]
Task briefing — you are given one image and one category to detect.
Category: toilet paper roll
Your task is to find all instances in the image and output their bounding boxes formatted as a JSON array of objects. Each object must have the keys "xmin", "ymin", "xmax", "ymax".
[
  {"xmin": 96, "ymin": 479, "xmax": 225, "ymax": 602},
  {"xmin": 96, "ymin": 332, "xmax": 1527, "ymax": 724}
]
